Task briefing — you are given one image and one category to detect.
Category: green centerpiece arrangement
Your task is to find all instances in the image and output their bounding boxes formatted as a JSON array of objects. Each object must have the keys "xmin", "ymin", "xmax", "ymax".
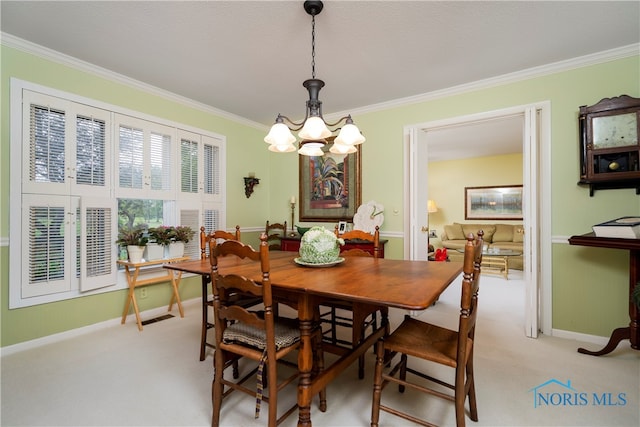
[{"xmin": 298, "ymin": 226, "xmax": 344, "ymax": 264}]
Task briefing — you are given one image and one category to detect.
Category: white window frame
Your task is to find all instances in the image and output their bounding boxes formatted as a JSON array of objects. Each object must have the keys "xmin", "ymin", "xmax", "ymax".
[{"xmin": 9, "ymin": 79, "xmax": 227, "ymax": 309}]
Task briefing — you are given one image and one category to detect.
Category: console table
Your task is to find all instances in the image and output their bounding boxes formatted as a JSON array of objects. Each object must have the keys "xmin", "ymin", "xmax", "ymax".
[
  {"xmin": 568, "ymin": 233, "xmax": 640, "ymax": 355},
  {"xmin": 280, "ymin": 235, "xmax": 387, "ymax": 258},
  {"xmin": 118, "ymin": 257, "xmax": 190, "ymax": 331}
]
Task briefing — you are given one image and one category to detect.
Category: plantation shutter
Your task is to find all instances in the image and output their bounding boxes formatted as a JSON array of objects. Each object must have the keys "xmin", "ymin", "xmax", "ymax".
[
  {"xmin": 80, "ymin": 197, "xmax": 117, "ymax": 291},
  {"xmin": 118, "ymin": 124, "xmax": 144, "ymax": 190},
  {"xmin": 22, "ymin": 91, "xmax": 74, "ymax": 195},
  {"xmin": 75, "ymin": 113, "xmax": 108, "ymax": 193},
  {"xmin": 22, "ymin": 194, "xmax": 73, "ymax": 298},
  {"xmin": 149, "ymin": 131, "xmax": 172, "ymax": 191},
  {"xmin": 180, "ymin": 137, "xmax": 199, "ymax": 194},
  {"xmin": 179, "ymin": 208, "xmax": 201, "ymax": 259}
]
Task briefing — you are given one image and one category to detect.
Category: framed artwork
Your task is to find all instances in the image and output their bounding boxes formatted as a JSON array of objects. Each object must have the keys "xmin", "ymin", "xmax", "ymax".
[
  {"xmin": 337, "ymin": 221, "xmax": 347, "ymax": 235},
  {"xmin": 465, "ymin": 185, "xmax": 523, "ymax": 220},
  {"xmin": 299, "ymin": 145, "xmax": 361, "ymax": 222}
]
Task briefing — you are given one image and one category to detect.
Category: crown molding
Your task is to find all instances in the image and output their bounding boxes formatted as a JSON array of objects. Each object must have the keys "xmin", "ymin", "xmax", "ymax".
[
  {"xmin": 3, "ymin": 32, "xmax": 637, "ymax": 127},
  {"xmin": 327, "ymin": 43, "xmax": 640, "ymax": 121},
  {"xmin": 1, "ymin": 32, "xmax": 266, "ymax": 130}
]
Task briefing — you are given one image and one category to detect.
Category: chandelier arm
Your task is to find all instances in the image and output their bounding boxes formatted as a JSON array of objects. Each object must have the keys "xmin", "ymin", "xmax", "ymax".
[
  {"xmin": 277, "ymin": 114, "xmax": 306, "ymax": 131},
  {"xmin": 323, "ymin": 115, "xmax": 353, "ymax": 129}
]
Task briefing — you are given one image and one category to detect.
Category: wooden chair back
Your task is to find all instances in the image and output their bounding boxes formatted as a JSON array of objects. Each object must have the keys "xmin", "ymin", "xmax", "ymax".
[
  {"xmin": 209, "ymin": 234, "xmax": 272, "ymax": 337},
  {"xmin": 337, "ymin": 226, "xmax": 380, "ymax": 258},
  {"xmin": 200, "ymin": 225, "xmax": 241, "ymax": 259},
  {"xmin": 457, "ymin": 230, "xmax": 484, "ymax": 362},
  {"xmin": 265, "ymin": 220, "xmax": 287, "ymax": 250}
]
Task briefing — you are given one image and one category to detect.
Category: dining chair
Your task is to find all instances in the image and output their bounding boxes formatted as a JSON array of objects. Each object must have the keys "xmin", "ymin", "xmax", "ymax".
[
  {"xmin": 319, "ymin": 225, "xmax": 384, "ymax": 379},
  {"xmin": 199, "ymin": 225, "xmax": 261, "ymax": 362},
  {"xmin": 210, "ymin": 233, "xmax": 326, "ymax": 427},
  {"xmin": 265, "ymin": 220, "xmax": 287, "ymax": 250},
  {"xmin": 370, "ymin": 230, "xmax": 484, "ymax": 427}
]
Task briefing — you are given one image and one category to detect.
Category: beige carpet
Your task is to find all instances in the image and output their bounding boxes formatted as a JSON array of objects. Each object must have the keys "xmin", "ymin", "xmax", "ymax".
[{"xmin": 1, "ymin": 270, "xmax": 638, "ymax": 426}]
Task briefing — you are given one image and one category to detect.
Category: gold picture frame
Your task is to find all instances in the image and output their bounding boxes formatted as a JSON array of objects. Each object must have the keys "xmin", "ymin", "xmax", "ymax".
[
  {"xmin": 465, "ymin": 185, "xmax": 523, "ymax": 220},
  {"xmin": 299, "ymin": 145, "xmax": 361, "ymax": 222}
]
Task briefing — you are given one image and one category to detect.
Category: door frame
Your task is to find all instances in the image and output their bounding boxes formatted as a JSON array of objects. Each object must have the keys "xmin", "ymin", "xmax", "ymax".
[{"xmin": 403, "ymin": 102, "xmax": 552, "ymax": 337}]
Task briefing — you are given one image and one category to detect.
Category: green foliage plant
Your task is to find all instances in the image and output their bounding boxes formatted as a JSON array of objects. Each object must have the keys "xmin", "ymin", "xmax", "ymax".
[
  {"xmin": 115, "ymin": 224, "xmax": 148, "ymax": 247},
  {"xmin": 173, "ymin": 225, "xmax": 195, "ymax": 243}
]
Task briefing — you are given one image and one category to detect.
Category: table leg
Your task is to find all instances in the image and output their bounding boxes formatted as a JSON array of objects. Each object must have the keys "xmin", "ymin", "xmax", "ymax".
[
  {"xmin": 168, "ymin": 271, "xmax": 184, "ymax": 317},
  {"xmin": 297, "ymin": 294, "xmax": 314, "ymax": 427},
  {"xmin": 120, "ymin": 266, "xmax": 143, "ymax": 331},
  {"xmin": 578, "ymin": 249, "xmax": 640, "ymax": 355},
  {"xmin": 200, "ymin": 275, "xmax": 210, "ymax": 361}
]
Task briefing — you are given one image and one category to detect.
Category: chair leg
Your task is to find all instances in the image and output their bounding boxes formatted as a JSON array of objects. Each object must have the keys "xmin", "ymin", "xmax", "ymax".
[
  {"xmin": 211, "ymin": 351, "xmax": 224, "ymax": 427},
  {"xmin": 398, "ymin": 353, "xmax": 407, "ymax": 393},
  {"xmin": 467, "ymin": 357, "xmax": 478, "ymax": 422},
  {"xmin": 370, "ymin": 340, "xmax": 386, "ymax": 427}
]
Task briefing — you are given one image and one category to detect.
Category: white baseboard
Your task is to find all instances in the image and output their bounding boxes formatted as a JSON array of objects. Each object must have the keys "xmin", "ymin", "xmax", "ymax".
[
  {"xmin": 551, "ymin": 328, "xmax": 610, "ymax": 346},
  {"xmin": 0, "ymin": 297, "xmax": 200, "ymax": 357}
]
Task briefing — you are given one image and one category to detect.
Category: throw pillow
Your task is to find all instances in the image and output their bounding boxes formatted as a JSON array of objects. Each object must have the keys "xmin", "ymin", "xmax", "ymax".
[
  {"xmin": 462, "ymin": 224, "xmax": 495, "ymax": 242},
  {"xmin": 493, "ymin": 224, "xmax": 514, "ymax": 242},
  {"xmin": 514, "ymin": 226, "xmax": 525, "ymax": 243},
  {"xmin": 444, "ymin": 223, "xmax": 465, "ymax": 240}
]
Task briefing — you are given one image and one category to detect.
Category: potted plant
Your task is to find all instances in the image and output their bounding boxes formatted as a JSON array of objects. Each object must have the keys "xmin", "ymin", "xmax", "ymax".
[
  {"xmin": 167, "ymin": 225, "xmax": 195, "ymax": 258},
  {"xmin": 146, "ymin": 226, "xmax": 173, "ymax": 261},
  {"xmin": 116, "ymin": 224, "xmax": 148, "ymax": 263}
]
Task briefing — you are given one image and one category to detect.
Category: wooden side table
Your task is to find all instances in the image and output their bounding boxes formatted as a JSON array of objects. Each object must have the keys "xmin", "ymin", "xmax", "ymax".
[
  {"xmin": 568, "ymin": 233, "xmax": 640, "ymax": 355},
  {"xmin": 118, "ymin": 257, "xmax": 190, "ymax": 331}
]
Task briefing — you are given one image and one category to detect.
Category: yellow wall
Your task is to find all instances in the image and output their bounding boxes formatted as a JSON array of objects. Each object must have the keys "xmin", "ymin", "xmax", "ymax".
[
  {"xmin": 2, "ymin": 41, "xmax": 639, "ymax": 346},
  {"xmin": 427, "ymin": 153, "xmax": 524, "ymax": 245}
]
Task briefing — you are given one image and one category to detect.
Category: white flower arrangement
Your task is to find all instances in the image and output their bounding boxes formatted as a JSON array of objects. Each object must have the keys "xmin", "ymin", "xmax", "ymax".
[{"xmin": 299, "ymin": 226, "xmax": 345, "ymax": 264}]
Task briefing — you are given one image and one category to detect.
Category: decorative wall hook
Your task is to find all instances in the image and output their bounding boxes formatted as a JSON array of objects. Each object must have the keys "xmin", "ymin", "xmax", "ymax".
[{"xmin": 244, "ymin": 177, "xmax": 260, "ymax": 198}]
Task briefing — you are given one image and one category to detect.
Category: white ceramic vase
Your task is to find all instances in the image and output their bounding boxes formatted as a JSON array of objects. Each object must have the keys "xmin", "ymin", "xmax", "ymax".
[
  {"xmin": 145, "ymin": 243, "xmax": 164, "ymax": 261},
  {"xmin": 167, "ymin": 241, "xmax": 185, "ymax": 258},
  {"xmin": 127, "ymin": 245, "xmax": 145, "ymax": 264}
]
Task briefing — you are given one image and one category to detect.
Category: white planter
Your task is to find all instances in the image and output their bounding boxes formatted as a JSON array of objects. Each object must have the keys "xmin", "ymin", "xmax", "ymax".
[
  {"xmin": 167, "ymin": 241, "xmax": 185, "ymax": 258},
  {"xmin": 145, "ymin": 243, "xmax": 164, "ymax": 261},
  {"xmin": 127, "ymin": 245, "xmax": 145, "ymax": 264}
]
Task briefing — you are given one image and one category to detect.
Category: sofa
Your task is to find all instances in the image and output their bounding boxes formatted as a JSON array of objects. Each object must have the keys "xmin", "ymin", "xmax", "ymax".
[{"xmin": 439, "ymin": 223, "xmax": 524, "ymax": 270}]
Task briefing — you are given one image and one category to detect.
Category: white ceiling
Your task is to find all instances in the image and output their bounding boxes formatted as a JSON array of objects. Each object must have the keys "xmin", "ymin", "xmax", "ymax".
[{"xmin": 2, "ymin": 1, "xmax": 639, "ymax": 160}]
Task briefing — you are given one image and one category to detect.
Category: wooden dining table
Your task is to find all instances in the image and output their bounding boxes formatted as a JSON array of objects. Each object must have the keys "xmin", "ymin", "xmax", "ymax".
[{"xmin": 164, "ymin": 251, "xmax": 462, "ymax": 427}]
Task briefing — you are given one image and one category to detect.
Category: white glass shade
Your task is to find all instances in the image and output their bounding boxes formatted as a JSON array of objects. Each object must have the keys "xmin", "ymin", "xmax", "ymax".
[
  {"xmin": 268, "ymin": 143, "xmax": 297, "ymax": 153},
  {"xmin": 298, "ymin": 116, "xmax": 332, "ymax": 140},
  {"xmin": 264, "ymin": 122, "xmax": 296, "ymax": 145},
  {"xmin": 329, "ymin": 141, "xmax": 357, "ymax": 154},
  {"xmin": 298, "ymin": 142, "xmax": 325, "ymax": 156},
  {"xmin": 335, "ymin": 123, "xmax": 365, "ymax": 146}
]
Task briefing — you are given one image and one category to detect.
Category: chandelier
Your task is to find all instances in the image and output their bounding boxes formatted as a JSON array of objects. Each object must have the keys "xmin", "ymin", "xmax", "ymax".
[{"xmin": 264, "ymin": 1, "xmax": 365, "ymax": 156}]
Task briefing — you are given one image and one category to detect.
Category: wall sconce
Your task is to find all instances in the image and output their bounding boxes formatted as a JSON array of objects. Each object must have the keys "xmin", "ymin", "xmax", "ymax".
[{"xmin": 244, "ymin": 174, "xmax": 259, "ymax": 198}]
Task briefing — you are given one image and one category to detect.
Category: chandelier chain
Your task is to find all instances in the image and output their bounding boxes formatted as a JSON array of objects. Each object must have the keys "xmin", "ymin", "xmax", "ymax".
[{"xmin": 311, "ymin": 14, "xmax": 316, "ymax": 79}]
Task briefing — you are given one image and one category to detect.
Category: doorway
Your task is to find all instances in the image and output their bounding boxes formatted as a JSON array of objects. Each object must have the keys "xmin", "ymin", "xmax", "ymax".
[{"xmin": 404, "ymin": 103, "xmax": 552, "ymax": 337}]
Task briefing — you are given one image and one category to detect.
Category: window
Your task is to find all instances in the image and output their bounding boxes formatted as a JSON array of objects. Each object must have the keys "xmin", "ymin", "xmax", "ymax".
[{"xmin": 10, "ymin": 80, "xmax": 226, "ymax": 308}]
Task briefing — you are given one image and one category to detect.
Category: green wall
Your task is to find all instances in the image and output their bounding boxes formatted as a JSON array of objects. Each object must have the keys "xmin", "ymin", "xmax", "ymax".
[{"xmin": 2, "ymin": 42, "xmax": 639, "ymax": 346}]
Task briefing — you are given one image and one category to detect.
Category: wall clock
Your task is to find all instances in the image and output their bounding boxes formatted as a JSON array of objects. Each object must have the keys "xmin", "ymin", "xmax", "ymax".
[
  {"xmin": 578, "ymin": 94, "xmax": 640, "ymax": 196},
  {"xmin": 353, "ymin": 201, "xmax": 384, "ymax": 234}
]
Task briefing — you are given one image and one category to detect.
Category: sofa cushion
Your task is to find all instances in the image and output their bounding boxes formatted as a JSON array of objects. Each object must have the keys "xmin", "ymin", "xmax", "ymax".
[
  {"xmin": 444, "ymin": 223, "xmax": 465, "ymax": 240},
  {"xmin": 493, "ymin": 224, "xmax": 514, "ymax": 242},
  {"xmin": 461, "ymin": 224, "xmax": 495, "ymax": 243},
  {"xmin": 514, "ymin": 226, "xmax": 525, "ymax": 243}
]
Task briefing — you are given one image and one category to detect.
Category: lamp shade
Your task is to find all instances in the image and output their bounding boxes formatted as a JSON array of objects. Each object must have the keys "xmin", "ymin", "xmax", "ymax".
[
  {"xmin": 335, "ymin": 122, "xmax": 365, "ymax": 146},
  {"xmin": 427, "ymin": 199, "xmax": 438, "ymax": 213},
  {"xmin": 329, "ymin": 141, "xmax": 357, "ymax": 154},
  {"xmin": 265, "ymin": 122, "xmax": 296, "ymax": 146},
  {"xmin": 298, "ymin": 144, "xmax": 324, "ymax": 156},
  {"xmin": 298, "ymin": 116, "xmax": 332, "ymax": 140}
]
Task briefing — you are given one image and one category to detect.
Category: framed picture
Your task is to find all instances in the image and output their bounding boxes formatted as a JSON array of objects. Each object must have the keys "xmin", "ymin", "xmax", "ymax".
[
  {"xmin": 299, "ymin": 145, "xmax": 361, "ymax": 222},
  {"xmin": 465, "ymin": 185, "xmax": 523, "ymax": 220},
  {"xmin": 337, "ymin": 221, "xmax": 347, "ymax": 235}
]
